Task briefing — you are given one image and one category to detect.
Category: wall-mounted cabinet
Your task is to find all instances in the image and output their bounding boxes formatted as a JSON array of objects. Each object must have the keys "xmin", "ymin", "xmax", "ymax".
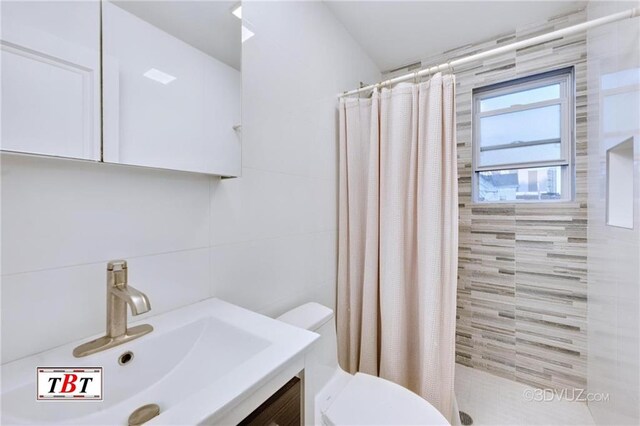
[
  {"xmin": 1, "ymin": 1, "xmax": 101, "ymax": 161},
  {"xmin": 0, "ymin": 0, "xmax": 241, "ymax": 177},
  {"xmin": 102, "ymin": 1, "xmax": 241, "ymax": 176}
]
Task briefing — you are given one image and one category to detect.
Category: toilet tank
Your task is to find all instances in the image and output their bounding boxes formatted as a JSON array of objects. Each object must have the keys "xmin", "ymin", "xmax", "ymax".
[
  {"xmin": 277, "ymin": 303, "xmax": 339, "ymax": 391},
  {"xmin": 277, "ymin": 302, "xmax": 334, "ymax": 334}
]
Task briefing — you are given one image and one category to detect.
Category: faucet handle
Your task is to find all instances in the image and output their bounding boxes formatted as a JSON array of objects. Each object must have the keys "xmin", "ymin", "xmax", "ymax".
[
  {"xmin": 107, "ymin": 260, "xmax": 128, "ymax": 271},
  {"xmin": 107, "ymin": 260, "xmax": 128, "ymax": 288}
]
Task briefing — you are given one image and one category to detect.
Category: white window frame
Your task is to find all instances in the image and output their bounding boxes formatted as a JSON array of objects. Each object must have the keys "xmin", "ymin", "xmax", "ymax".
[{"xmin": 472, "ymin": 67, "xmax": 575, "ymax": 203}]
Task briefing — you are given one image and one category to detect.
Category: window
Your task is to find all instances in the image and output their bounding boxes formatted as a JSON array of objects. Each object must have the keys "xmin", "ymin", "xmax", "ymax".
[{"xmin": 472, "ymin": 68, "xmax": 574, "ymax": 203}]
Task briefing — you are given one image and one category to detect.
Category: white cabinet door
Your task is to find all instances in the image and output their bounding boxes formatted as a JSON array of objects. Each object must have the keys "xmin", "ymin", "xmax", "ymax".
[
  {"xmin": 1, "ymin": 1, "xmax": 101, "ymax": 161},
  {"xmin": 102, "ymin": 1, "xmax": 242, "ymax": 176}
]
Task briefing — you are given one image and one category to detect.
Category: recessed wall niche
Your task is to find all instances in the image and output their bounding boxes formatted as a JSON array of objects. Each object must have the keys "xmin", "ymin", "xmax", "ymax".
[{"xmin": 606, "ymin": 137, "xmax": 635, "ymax": 229}]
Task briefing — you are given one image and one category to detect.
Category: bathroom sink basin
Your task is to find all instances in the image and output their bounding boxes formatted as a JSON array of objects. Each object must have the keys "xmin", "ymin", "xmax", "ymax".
[{"xmin": 1, "ymin": 299, "xmax": 318, "ymax": 425}]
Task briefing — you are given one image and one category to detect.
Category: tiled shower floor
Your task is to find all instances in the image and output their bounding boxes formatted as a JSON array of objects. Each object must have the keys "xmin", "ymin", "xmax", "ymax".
[{"xmin": 455, "ymin": 364, "xmax": 595, "ymax": 426}]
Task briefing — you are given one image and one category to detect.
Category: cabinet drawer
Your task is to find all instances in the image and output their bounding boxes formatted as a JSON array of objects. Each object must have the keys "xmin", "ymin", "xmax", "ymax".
[{"xmin": 239, "ymin": 377, "xmax": 301, "ymax": 426}]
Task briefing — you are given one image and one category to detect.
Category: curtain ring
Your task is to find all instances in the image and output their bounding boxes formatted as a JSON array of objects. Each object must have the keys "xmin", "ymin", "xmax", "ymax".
[
  {"xmin": 358, "ymin": 81, "xmax": 364, "ymax": 101},
  {"xmin": 447, "ymin": 61, "xmax": 454, "ymax": 75}
]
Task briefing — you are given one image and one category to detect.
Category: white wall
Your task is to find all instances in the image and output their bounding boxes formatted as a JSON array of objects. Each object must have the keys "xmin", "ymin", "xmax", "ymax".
[
  {"xmin": 0, "ymin": 1, "xmax": 379, "ymax": 363},
  {"xmin": 586, "ymin": 1, "xmax": 640, "ymax": 424},
  {"xmin": 0, "ymin": 155, "xmax": 213, "ymax": 363},
  {"xmin": 209, "ymin": 0, "xmax": 380, "ymax": 317}
]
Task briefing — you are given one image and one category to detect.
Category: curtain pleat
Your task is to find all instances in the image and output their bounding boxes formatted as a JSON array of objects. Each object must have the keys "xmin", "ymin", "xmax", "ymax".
[
  {"xmin": 338, "ymin": 94, "xmax": 380, "ymax": 373},
  {"xmin": 337, "ymin": 73, "xmax": 458, "ymax": 422}
]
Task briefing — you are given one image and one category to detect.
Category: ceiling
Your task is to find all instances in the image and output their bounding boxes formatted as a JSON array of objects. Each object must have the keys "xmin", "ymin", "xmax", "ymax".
[
  {"xmin": 325, "ymin": 1, "xmax": 587, "ymax": 72},
  {"xmin": 113, "ymin": 1, "xmax": 241, "ymax": 70}
]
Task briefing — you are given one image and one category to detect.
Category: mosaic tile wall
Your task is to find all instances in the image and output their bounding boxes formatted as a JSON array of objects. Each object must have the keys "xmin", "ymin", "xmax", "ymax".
[{"xmin": 386, "ymin": 8, "xmax": 588, "ymax": 391}]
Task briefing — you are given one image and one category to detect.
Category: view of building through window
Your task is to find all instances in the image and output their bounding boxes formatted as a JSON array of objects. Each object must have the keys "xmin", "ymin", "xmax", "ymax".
[{"xmin": 477, "ymin": 166, "xmax": 562, "ymax": 202}]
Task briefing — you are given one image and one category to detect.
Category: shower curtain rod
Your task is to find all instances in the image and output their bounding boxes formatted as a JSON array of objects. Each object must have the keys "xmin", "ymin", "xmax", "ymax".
[{"xmin": 339, "ymin": 7, "xmax": 639, "ymax": 97}]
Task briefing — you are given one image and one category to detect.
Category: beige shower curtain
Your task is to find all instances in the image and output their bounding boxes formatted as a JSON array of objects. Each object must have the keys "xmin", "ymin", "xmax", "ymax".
[{"xmin": 337, "ymin": 73, "xmax": 458, "ymax": 422}]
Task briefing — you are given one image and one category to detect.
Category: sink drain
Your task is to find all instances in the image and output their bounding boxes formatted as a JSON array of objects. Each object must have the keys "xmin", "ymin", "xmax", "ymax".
[
  {"xmin": 128, "ymin": 403, "xmax": 160, "ymax": 426},
  {"xmin": 460, "ymin": 411, "xmax": 473, "ymax": 425},
  {"xmin": 118, "ymin": 351, "xmax": 134, "ymax": 366}
]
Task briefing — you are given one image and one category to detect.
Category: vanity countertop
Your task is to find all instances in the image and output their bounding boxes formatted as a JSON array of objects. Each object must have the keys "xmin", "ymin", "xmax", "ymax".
[{"xmin": 1, "ymin": 298, "xmax": 319, "ymax": 425}]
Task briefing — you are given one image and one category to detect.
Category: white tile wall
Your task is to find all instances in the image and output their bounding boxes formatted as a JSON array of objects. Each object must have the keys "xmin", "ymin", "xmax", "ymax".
[
  {"xmin": 2, "ymin": 155, "xmax": 211, "ymax": 275},
  {"xmin": 0, "ymin": 1, "xmax": 379, "ymax": 363},
  {"xmin": 0, "ymin": 155, "xmax": 213, "ymax": 363},
  {"xmin": 207, "ymin": 0, "xmax": 380, "ymax": 315},
  {"xmin": 586, "ymin": 1, "xmax": 640, "ymax": 424}
]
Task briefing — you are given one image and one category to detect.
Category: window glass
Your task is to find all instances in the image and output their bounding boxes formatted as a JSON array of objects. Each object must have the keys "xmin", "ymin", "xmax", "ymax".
[
  {"xmin": 472, "ymin": 69, "xmax": 573, "ymax": 203},
  {"xmin": 479, "ymin": 104, "xmax": 561, "ymax": 148},
  {"xmin": 477, "ymin": 166, "xmax": 563, "ymax": 202},
  {"xmin": 480, "ymin": 83, "xmax": 560, "ymax": 112},
  {"xmin": 479, "ymin": 142, "xmax": 562, "ymax": 167}
]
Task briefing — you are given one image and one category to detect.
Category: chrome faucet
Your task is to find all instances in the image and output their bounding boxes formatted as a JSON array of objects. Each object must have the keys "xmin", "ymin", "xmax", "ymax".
[{"xmin": 73, "ymin": 260, "xmax": 153, "ymax": 357}]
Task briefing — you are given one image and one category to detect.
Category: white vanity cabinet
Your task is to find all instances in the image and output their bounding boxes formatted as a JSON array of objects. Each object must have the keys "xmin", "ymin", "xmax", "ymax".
[
  {"xmin": 101, "ymin": 1, "xmax": 242, "ymax": 176},
  {"xmin": 0, "ymin": 1, "xmax": 101, "ymax": 160}
]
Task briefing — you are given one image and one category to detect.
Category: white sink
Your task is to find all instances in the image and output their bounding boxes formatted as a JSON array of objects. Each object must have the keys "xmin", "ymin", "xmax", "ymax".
[{"xmin": 1, "ymin": 298, "xmax": 318, "ymax": 425}]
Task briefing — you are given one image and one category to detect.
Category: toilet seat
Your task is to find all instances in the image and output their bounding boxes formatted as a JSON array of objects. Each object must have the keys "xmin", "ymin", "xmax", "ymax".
[{"xmin": 321, "ymin": 373, "xmax": 449, "ymax": 426}]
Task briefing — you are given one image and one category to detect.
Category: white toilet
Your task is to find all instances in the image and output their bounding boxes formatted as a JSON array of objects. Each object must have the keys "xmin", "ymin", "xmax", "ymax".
[{"xmin": 277, "ymin": 303, "xmax": 450, "ymax": 426}]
